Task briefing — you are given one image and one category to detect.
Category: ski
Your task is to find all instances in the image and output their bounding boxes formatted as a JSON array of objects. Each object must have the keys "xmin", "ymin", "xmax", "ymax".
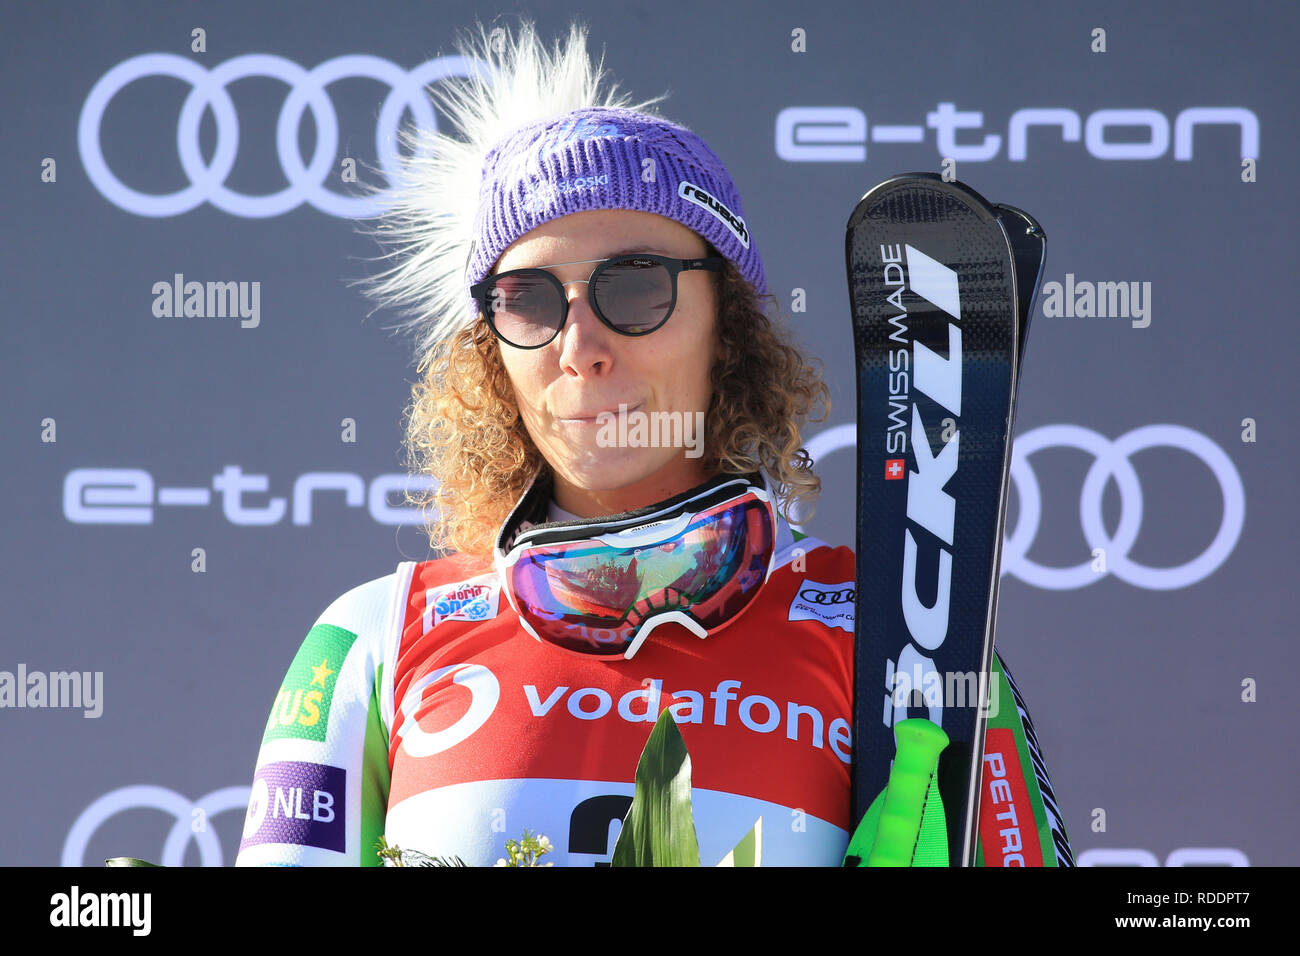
[
  {"xmin": 994, "ymin": 202, "xmax": 1046, "ymax": 386},
  {"xmin": 843, "ymin": 174, "xmax": 1040, "ymax": 866}
]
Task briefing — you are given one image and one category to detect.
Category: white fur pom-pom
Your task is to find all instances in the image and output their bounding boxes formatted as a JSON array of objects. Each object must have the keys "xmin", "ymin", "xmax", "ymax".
[{"xmin": 353, "ymin": 19, "xmax": 669, "ymax": 363}]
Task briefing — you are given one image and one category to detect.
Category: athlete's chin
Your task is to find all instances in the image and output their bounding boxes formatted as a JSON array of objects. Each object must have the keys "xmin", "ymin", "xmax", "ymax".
[{"xmin": 550, "ymin": 448, "xmax": 694, "ymax": 499}]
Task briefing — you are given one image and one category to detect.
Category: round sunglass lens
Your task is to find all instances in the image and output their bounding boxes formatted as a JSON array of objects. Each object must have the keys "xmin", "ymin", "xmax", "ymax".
[
  {"xmin": 489, "ymin": 274, "xmax": 562, "ymax": 346},
  {"xmin": 594, "ymin": 258, "xmax": 673, "ymax": 333}
]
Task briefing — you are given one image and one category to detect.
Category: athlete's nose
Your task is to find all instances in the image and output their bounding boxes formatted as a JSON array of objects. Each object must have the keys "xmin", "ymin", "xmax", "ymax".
[{"xmin": 555, "ymin": 280, "xmax": 614, "ymax": 377}]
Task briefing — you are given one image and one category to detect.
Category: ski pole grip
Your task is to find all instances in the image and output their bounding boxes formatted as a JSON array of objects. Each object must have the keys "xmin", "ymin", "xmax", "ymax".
[{"xmin": 865, "ymin": 717, "xmax": 950, "ymax": 867}]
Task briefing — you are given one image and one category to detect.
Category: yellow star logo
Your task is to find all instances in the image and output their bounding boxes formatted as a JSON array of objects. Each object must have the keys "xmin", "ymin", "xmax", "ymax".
[{"xmin": 310, "ymin": 659, "xmax": 335, "ymax": 688}]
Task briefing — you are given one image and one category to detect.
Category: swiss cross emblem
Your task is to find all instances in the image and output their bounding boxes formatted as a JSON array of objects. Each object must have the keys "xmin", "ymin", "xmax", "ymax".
[{"xmin": 885, "ymin": 458, "xmax": 906, "ymax": 480}]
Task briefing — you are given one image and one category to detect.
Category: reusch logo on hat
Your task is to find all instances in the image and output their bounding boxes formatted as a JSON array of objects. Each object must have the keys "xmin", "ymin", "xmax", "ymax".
[{"xmin": 678, "ymin": 180, "xmax": 750, "ymax": 249}]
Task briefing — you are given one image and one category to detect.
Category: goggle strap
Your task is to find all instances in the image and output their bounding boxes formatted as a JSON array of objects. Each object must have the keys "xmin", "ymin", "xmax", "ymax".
[
  {"xmin": 508, "ymin": 471, "xmax": 763, "ymax": 552},
  {"xmin": 623, "ymin": 611, "xmax": 709, "ymax": 660}
]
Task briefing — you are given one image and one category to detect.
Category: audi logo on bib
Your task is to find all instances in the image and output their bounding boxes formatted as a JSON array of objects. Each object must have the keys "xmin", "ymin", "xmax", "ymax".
[
  {"xmin": 800, "ymin": 588, "xmax": 854, "ymax": 605},
  {"xmin": 79, "ymin": 53, "xmax": 476, "ymax": 217},
  {"xmin": 800, "ymin": 422, "xmax": 1244, "ymax": 591}
]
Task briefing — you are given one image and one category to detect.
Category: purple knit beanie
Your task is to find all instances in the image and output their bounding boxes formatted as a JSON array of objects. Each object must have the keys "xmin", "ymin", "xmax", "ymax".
[{"xmin": 465, "ymin": 106, "xmax": 766, "ymax": 318}]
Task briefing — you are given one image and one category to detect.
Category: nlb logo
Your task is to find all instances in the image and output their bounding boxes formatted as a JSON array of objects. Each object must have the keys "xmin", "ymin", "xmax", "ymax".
[
  {"xmin": 396, "ymin": 663, "xmax": 500, "ymax": 758},
  {"xmin": 525, "ymin": 678, "xmax": 852, "ymax": 764},
  {"xmin": 240, "ymin": 761, "xmax": 346, "ymax": 854}
]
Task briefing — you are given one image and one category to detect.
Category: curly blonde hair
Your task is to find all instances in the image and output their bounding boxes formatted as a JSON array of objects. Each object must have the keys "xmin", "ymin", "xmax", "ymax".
[{"xmin": 403, "ymin": 246, "xmax": 831, "ymax": 558}]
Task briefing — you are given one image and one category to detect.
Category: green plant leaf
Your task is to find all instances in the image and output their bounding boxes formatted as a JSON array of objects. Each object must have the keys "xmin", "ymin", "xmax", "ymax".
[
  {"xmin": 105, "ymin": 857, "xmax": 162, "ymax": 867},
  {"xmin": 611, "ymin": 709, "xmax": 700, "ymax": 867},
  {"xmin": 716, "ymin": 817, "xmax": 763, "ymax": 867}
]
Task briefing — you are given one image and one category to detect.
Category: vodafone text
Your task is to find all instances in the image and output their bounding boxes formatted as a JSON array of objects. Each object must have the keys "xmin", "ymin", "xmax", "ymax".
[{"xmin": 524, "ymin": 678, "xmax": 852, "ymax": 763}]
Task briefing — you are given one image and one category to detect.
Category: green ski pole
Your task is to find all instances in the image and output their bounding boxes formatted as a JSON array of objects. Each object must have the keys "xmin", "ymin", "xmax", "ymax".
[{"xmin": 844, "ymin": 718, "xmax": 950, "ymax": 866}]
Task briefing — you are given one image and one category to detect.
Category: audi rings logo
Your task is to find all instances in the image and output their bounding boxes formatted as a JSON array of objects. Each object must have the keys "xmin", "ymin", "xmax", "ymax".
[
  {"xmin": 396, "ymin": 663, "xmax": 500, "ymax": 758},
  {"xmin": 800, "ymin": 587, "xmax": 855, "ymax": 605},
  {"xmin": 1005, "ymin": 424, "xmax": 1245, "ymax": 590},
  {"xmin": 79, "ymin": 52, "xmax": 477, "ymax": 218},
  {"xmin": 800, "ymin": 423, "xmax": 1245, "ymax": 591},
  {"xmin": 62, "ymin": 784, "xmax": 250, "ymax": 867}
]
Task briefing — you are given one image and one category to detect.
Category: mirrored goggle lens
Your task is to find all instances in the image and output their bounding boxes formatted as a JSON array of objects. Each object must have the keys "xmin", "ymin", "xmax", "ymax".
[
  {"xmin": 593, "ymin": 258, "xmax": 673, "ymax": 334},
  {"xmin": 487, "ymin": 274, "xmax": 563, "ymax": 346},
  {"xmin": 508, "ymin": 496, "xmax": 774, "ymax": 656}
]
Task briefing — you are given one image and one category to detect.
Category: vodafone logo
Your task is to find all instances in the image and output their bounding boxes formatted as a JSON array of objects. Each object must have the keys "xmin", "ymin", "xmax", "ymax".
[
  {"xmin": 524, "ymin": 678, "xmax": 852, "ymax": 763},
  {"xmin": 395, "ymin": 664, "xmax": 500, "ymax": 758},
  {"xmin": 393, "ymin": 666, "xmax": 851, "ymax": 762}
]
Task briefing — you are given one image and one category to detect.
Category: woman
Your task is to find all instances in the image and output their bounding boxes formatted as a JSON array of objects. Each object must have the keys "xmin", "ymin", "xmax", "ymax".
[{"xmin": 234, "ymin": 21, "xmax": 1071, "ymax": 867}]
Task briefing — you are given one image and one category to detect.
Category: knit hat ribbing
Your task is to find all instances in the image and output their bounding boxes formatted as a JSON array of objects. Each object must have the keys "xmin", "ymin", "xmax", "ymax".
[{"xmin": 466, "ymin": 106, "xmax": 766, "ymax": 318}]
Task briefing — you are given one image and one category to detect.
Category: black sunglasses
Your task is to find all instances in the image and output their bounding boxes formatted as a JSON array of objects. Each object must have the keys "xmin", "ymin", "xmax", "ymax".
[{"xmin": 470, "ymin": 253, "xmax": 725, "ymax": 349}]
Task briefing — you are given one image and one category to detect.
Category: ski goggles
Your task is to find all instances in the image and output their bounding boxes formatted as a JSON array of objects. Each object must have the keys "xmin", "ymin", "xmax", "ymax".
[
  {"xmin": 470, "ymin": 253, "xmax": 725, "ymax": 349},
  {"xmin": 495, "ymin": 473, "xmax": 777, "ymax": 659}
]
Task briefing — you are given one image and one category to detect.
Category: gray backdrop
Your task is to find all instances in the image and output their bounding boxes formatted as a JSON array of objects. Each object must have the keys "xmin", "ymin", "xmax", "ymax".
[{"xmin": 2, "ymin": 0, "xmax": 1295, "ymax": 866}]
